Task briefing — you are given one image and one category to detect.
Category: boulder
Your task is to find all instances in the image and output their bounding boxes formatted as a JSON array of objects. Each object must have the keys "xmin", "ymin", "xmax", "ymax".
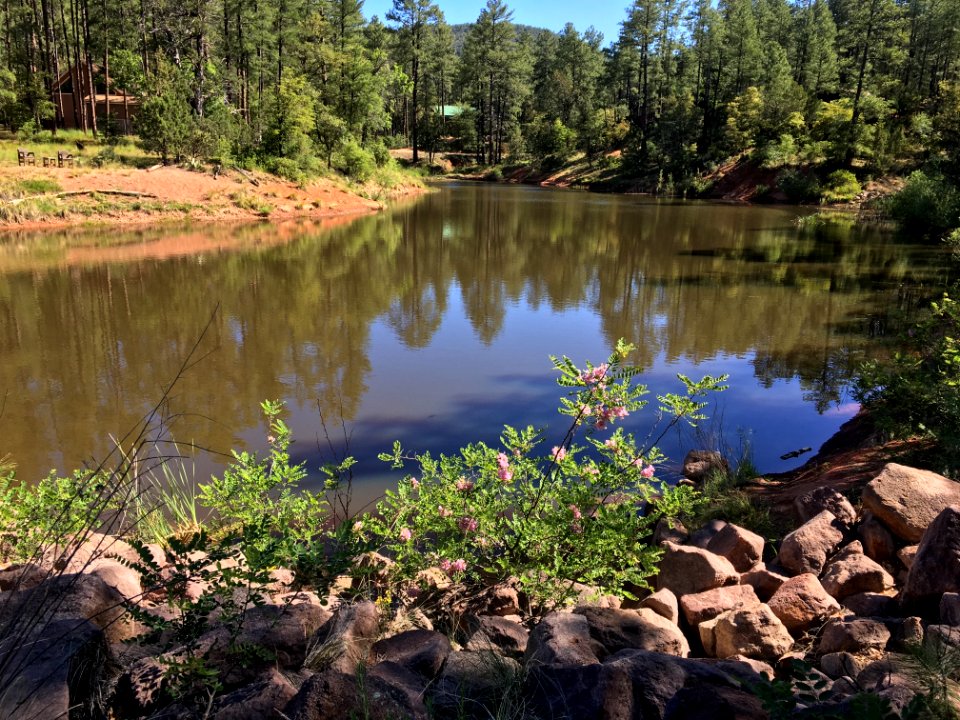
[
  {"xmin": 284, "ymin": 665, "xmax": 426, "ymax": 720},
  {"xmin": 0, "ymin": 572, "xmax": 135, "ymax": 644},
  {"xmin": 576, "ymin": 606, "xmax": 691, "ymax": 658},
  {"xmin": 699, "ymin": 615, "xmax": 721, "ymax": 657},
  {"xmin": 689, "ymin": 520, "xmax": 728, "ymax": 549},
  {"xmin": 767, "ymin": 574, "xmax": 841, "ymax": 634},
  {"xmin": 680, "ymin": 585, "xmax": 759, "ymax": 627},
  {"xmin": 0, "ymin": 619, "xmax": 109, "ymax": 720},
  {"xmin": 903, "ymin": 506, "xmax": 960, "ymax": 611},
  {"xmin": 663, "ymin": 684, "xmax": 769, "ymax": 720},
  {"xmin": 862, "ymin": 464, "xmax": 960, "ymax": 542},
  {"xmin": 820, "ymin": 543, "xmax": 895, "ymax": 600},
  {"xmin": 429, "ymin": 651, "xmax": 520, "ymax": 718},
  {"xmin": 819, "ymin": 618, "xmax": 891, "ymax": 655},
  {"xmin": 777, "ymin": 511, "xmax": 844, "ymax": 576},
  {"xmin": 740, "ymin": 564, "xmax": 789, "ymax": 601},
  {"xmin": 657, "ymin": 542, "xmax": 739, "ymax": 597},
  {"xmin": 842, "ymin": 591, "xmax": 898, "ymax": 617},
  {"xmin": 304, "ymin": 601, "xmax": 378, "ymax": 674},
  {"xmin": 0, "ymin": 563, "xmax": 50, "ymax": 592},
  {"xmin": 525, "ymin": 649, "xmax": 766, "ymax": 720},
  {"xmin": 370, "ymin": 629, "xmax": 451, "ymax": 679},
  {"xmin": 857, "ymin": 659, "xmax": 921, "ymax": 713},
  {"xmin": 640, "ymin": 588, "xmax": 680, "ymax": 625},
  {"xmin": 85, "ymin": 558, "xmax": 143, "ymax": 602},
  {"xmin": 858, "ymin": 513, "xmax": 897, "ymax": 564},
  {"xmin": 212, "ymin": 669, "xmax": 298, "ymax": 720},
  {"xmin": 819, "ymin": 651, "xmax": 865, "ymax": 680},
  {"xmin": 898, "ymin": 545, "xmax": 919, "ymax": 570},
  {"xmin": 927, "ymin": 624, "xmax": 960, "ymax": 651},
  {"xmin": 526, "ymin": 612, "xmax": 602, "ymax": 666},
  {"xmin": 706, "ymin": 523, "xmax": 765, "ymax": 572},
  {"xmin": 712, "ymin": 604, "xmax": 794, "ymax": 661},
  {"xmin": 795, "ymin": 487, "xmax": 857, "ymax": 528},
  {"xmin": 941, "ymin": 593, "xmax": 960, "ymax": 626},
  {"xmin": 463, "ymin": 615, "xmax": 528, "ymax": 660},
  {"xmin": 683, "ymin": 451, "xmax": 730, "ymax": 484}
]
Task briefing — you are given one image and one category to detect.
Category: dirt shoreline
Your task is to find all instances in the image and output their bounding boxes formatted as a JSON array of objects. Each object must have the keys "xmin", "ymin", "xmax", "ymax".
[{"xmin": 0, "ymin": 164, "xmax": 426, "ymax": 231}]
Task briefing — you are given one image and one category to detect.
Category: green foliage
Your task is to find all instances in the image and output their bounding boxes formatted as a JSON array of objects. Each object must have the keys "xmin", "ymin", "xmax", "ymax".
[
  {"xmin": 820, "ymin": 169, "xmax": 861, "ymax": 203},
  {"xmin": 197, "ymin": 400, "xmax": 330, "ymax": 571},
  {"xmin": 856, "ymin": 292, "xmax": 960, "ymax": 467},
  {"xmin": 777, "ymin": 169, "xmax": 822, "ymax": 203},
  {"xmin": 136, "ymin": 61, "xmax": 199, "ymax": 163},
  {"xmin": 334, "ymin": 138, "xmax": 376, "ymax": 182},
  {"xmin": 365, "ymin": 341, "xmax": 726, "ymax": 608},
  {"xmin": 885, "ymin": 171, "xmax": 960, "ymax": 232},
  {"xmin": 0, "ymin": 468, "xmax": 120, "ymax": 562}
]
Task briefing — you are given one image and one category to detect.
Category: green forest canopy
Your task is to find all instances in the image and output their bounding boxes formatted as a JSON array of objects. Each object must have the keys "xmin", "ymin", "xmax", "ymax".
[{"xmin": 4, "ymin": 0, "xmax": 960, "ymax": 185}]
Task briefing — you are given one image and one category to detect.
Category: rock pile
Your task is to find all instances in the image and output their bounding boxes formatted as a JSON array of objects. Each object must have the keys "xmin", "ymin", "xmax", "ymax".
[{"xmin": 1, "ymin": 462, "xmax": 958, "ymax": 719}]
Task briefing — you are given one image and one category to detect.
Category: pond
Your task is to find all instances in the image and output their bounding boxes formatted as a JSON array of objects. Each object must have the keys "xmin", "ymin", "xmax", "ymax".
[{"xmin": 0, "ymin": 183, "xmax": 951, "ymax": 506}]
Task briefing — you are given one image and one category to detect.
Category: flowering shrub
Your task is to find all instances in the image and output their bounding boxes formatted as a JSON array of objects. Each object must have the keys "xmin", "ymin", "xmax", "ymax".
[{"xmin": 365, "ymin": 340, "xmax": 727, "ymax": 607}]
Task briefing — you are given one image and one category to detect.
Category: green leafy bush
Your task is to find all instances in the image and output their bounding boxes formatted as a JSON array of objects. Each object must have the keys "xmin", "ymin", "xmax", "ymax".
[
  {"xmin": 777, "ymin": 169, "xmax": 821, "ymax": 203},
  {"xmin": 885, "ymin": 171, "xmax": 960, "ymax": 231},
  {"xmin": 334, "ymin": 138, "xmax": 376, "ymax": 182},
  {"xmin": 364, "ymin": 341, "xmax": 726, "ymax": 608},
  {"xmin": 820, "ymin": 169, "xmax": 861, "ymax": 203}
]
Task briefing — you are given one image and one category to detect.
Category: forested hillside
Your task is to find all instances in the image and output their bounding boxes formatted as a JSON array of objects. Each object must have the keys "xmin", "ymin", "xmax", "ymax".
[{"xmin": 3, "ymin": 0, "xmax": 959, "ymax": 206}]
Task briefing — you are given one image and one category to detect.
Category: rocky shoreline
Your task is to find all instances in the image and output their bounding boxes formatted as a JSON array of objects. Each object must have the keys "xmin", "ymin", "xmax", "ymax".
[{"xmin": 1, "ymin": 458, "xmax": 959, "ymax": 719}]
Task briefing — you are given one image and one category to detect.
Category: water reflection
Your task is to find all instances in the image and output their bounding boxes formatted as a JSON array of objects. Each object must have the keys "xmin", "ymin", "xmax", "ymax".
[{"xmin": 0, "ymin": 184, "xmax": 950, "ymax": 494}]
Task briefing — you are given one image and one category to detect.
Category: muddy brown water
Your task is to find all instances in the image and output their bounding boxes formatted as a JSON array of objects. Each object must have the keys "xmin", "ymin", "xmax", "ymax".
[{"xmin": 0, "ymin": 183, "xmax": 951, "ymax": 507}]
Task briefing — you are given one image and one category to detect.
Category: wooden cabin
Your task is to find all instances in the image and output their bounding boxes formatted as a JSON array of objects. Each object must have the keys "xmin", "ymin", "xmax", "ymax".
[{"xmin": 52, "ymin": 65, "xmax": 139, "ymax": 133}]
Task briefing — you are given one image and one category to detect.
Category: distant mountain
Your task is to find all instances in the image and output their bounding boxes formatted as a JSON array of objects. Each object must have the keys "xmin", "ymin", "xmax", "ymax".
[{"xmin": 449, "ymin": 23, "xmax": 556, "ymax": 55}]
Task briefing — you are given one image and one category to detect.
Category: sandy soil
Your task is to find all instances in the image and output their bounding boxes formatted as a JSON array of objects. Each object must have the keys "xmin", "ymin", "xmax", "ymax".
[{"xmin": 0, "ymin": 164, "xmax": 423, "ymax": 231}]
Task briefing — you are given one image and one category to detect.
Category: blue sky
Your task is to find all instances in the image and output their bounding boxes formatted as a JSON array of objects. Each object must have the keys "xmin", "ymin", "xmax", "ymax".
[{"xmin": 362, "ymin": 0, "xmax": 628, "ymax": 47}]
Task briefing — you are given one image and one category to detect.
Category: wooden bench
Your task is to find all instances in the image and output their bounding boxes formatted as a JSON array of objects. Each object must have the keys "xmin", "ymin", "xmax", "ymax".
[
  {"xmin": 57, "ymin": 151, "xmax": 74, "ymax": 168},
  {"xmin": 17, "ymin": 148, "xmax": 35, "ymax": 166},
  {"xmin": 42, "ymin": 157, "xmax": 57, "ymax": 167}
]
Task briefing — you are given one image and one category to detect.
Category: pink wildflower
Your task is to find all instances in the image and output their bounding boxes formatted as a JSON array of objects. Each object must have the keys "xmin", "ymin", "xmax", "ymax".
[
  {"xmin": 579, "ymin": 404, "xmax": 592, "ymax": 416},
  {"xmin": 584, "ymin": 466, "xmax": 600, "ymax": 476},
  {"xmin": 641, "ymin": 464, "xmax": 656, "ymax": 478},
  {"xmin": 611, "ymin": 405, "xmax": 629, "ymax": 419},
  {"xmin": 552, "ymin": 446, "xmax": 567, "ymax": 462},
  {"xmin": 410, "ymin": 477, "xmax": 420, "ymax": 489},
  {"xmin": 399, "ymin": 527, "xmax": 412, "ymax": 542},
  {"xmin": 579, "ymin": 363, "xmax": 609, "ymax": 386},
  {"xmin": 458, "ymin": 516, "xmax": 479, "ymax": 533},
  {"xmin": 496, "ymin": 452, "xmax": 510, "ymax": 469},
  {"xmin": 595, "ymin": 418, "xmax": 607, "ymax": 430},
  {"xmin": 496, "ymin": 452, "xmax": 514, "ymax": 481},
  {"xmin": 451, "ymin": 558, "xmax": 467, "ymax": 573},
  {"xmin": 569, "ymin": 504, "xmax": 583, "ymax": 520},
  {"xmin": 604, "ymin": 438, "xmax": 619, "ymax": 451},
  {"xmin": 439, "ymin": 559, "xmax": 452, "ymax": 572},
  {"xmin": 498, "ymin": 467, "xmax": 514, "ymax": 482},
  {"xmin": 352, "ymin": 520, "xmax": 364, "ymax": 533},
  {"xmin": 455, "ymin": 477, "xmax": 474, "ymax": 492},
  {"xmin": 438, "ymin": 505, "xmax": 453, "ymax": 518}
]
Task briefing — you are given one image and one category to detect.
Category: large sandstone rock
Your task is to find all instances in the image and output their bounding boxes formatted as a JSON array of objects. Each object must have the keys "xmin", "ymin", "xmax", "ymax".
[
  {"xmin": 284, "ymin": 665, "xmax": 427, "ymax": 720},
  {"xmin": 767, "ymin": 573, "xmax": 841, "ymax": 634},
  {"xmin": 576, "ymin": 606, "xmax": 691, "ymax": 658},
  {"xmin": 819, "ymin": 618, "xmax": 891, "ymax": 655},
  {"xmin": 463, "ymin": 615, "xmax": 528, "ymax": 659},
  {"xmin": 740, "ymin": 564, "xmax": 789, "ymax": 601},
  {"xmin": 679, "ymin": 585, "xmax": 759, "ymax": 627},
  {"xmin": 370, "ymin": 629, "xmax": 451, "ymax": 679},
  {"xmin": 212, "ymin": 669, "xmax": 298, "ymax": 720},
  {"xmin": 304, "ymin": 601, "xmax": 378, "ymax": 674},
  {"xmin": 706, "ymin": 523, "xmax": 765, "ymax": 572},
  {"xmin": 524, "ymin": 649, "xmax": 766, "ymax": 720},
  {"xmin": 0, "ymin": 572, "xmax": 135, "ymax": 644},
  {"xmin": 712, "ymin": 604, "xmax": 794, "ymax": 661},
  {"xmin": 640, "ymin": 588, "xmax": 680, "ymax": 624},
  {"xmin": 858, "ymin": 512, "xmax": 897, "ymax": 564},
  {"xmin": 429, "ymin": 651, "xmax": 520, "ymax": 718},
  {"xmin": 820, "ymin": 542, "xmax": 895, "ymax": 600},
  {"xmin": 657, "ymin": 542, "xmax": 739, "ymax": 596},
  {"xmin": 842, "ymin": 591, "xmax": 898, "ymax": 617},
  {"xmin": 862, "ymin": 464, "xmax": 960, "ymax": 542},
  {"xmin": 0, "ymin": 619, "xmax": 109, "ymax": 720},
  {"xmin": 526, "ymin": 612, "xmax": 602, "ymax": 666},
  {"xmin": 903, "ymin": 506, "xmax": 960, "ymax": 611},
  {"xmin": 777, "ymin": 511, "xmax": 844, "ymax": 575},
  {"xmin": 795, "ymin": 487, "xmax": 857, "ymax": 528}
]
